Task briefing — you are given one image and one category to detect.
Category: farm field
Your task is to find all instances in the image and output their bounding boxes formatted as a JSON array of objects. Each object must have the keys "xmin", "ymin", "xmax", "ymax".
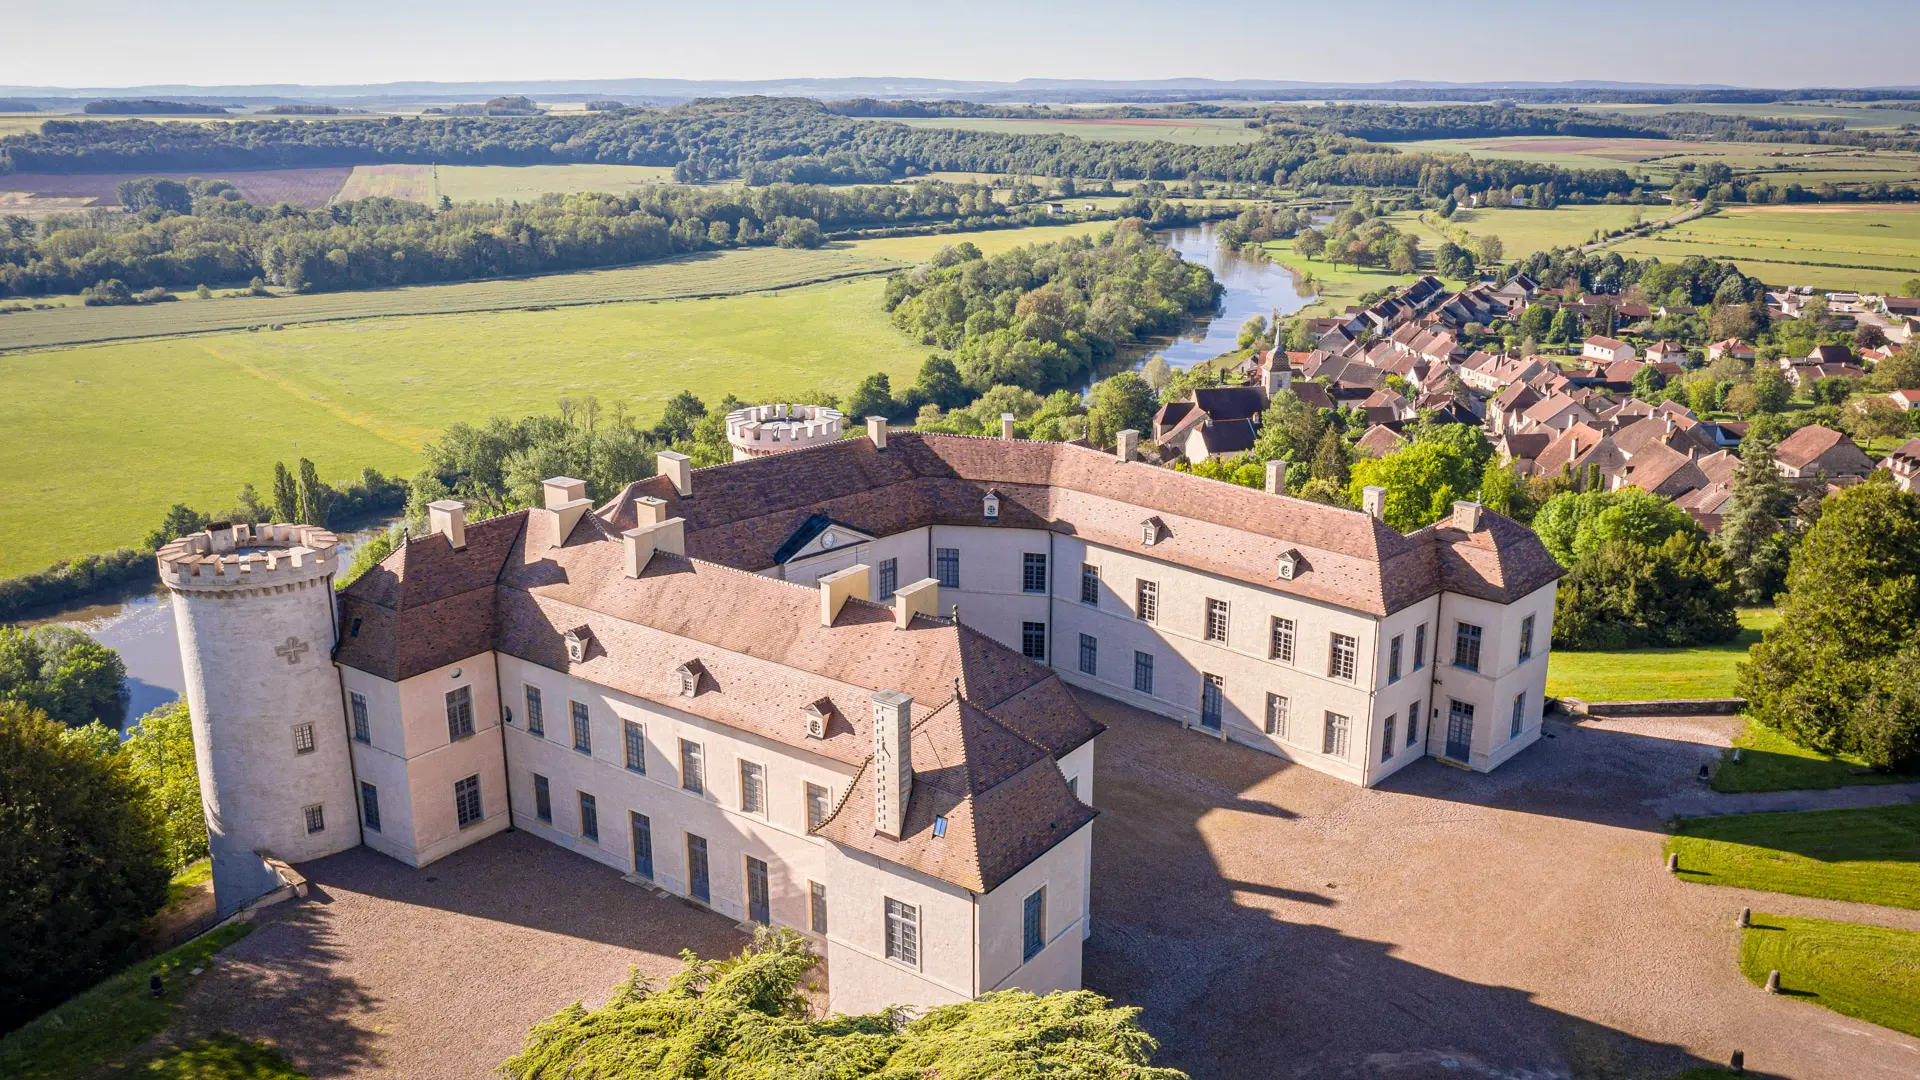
[
  {"xmin": 0, "ymin": 167, "xmax": 352, "ymax": 209},
  {"xmin": 0, "ymin": 275, "xmax": 923, "ymax": 574},
  {"xmin": 1421, "ymin": 203, "xmax": 1665, "ymax": 257},
  {"xmin": 867, "ymin": 115, "xmax": 1264, "ymax": 145},
  {"xmin": 1577, "ymin": 100, "xmax": 1920, "ymax": 131},
  {"xmin": 0, "ymin": 245, "xmax": 898, "ymax": 351},
  {"xmin": 842, "ymin": 219, "xmax": 1116, "ymax": 260},
  {"xmin": 1613, "ymin": 204, "xmax": 1920, "ymax": 292},
  {"xmin": 336, "ymin": 163, "xmax": 685, "ymax": 204}
]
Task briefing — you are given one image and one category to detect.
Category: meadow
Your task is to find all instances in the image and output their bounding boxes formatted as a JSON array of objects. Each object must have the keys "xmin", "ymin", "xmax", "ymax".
[
  {"xmin": 1545, "ymin": 609, "xmax": 1776, "ymax": 702},
  {"xmin": 868, "ymin": 115, "xmax": 1264, "ymax": 146},
  {"xmin": 1613, "ymin": 204, "xmax": 1920, "ymax": 292},
  {"xmin": 1431, "ymin": 203, "xmax": 1662, "ymax": 254},
  {"xmin": 334, "ymin": 162, "xmax": 685, "ymax": 204},
  {"xmin": 843, "ymin": 219, "xmax": 1116, "ymax": 260}
]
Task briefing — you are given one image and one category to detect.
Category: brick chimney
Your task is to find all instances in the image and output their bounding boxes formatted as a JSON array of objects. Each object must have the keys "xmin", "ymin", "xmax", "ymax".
[
  {"xmin": 1116, "ymin": 429, "xmax": 1139, "ymax": 463},
  {"xmin": 656, "ymin": 450, "xmax": 692, "ymax": 497},
  {"xmin": 622, "ymin": 517, "xmax": 685, "ymax": 578},
  {"xmin": 1265, "ymin": 459, "xmax": 1288, "ymax": 495},
  {"xmin": 818, "ymin": 564, "xmax": 870, "ymax": 626},
  {"xmin": 1362, "ymin": 485, "xmax": 1386, "ymax": 520},
  {"xmin": 867, "ymin": 416, "xmax": 888, "ymax": 451},
  {"xmin": 427, "ymin": 500, "xmax": 466, "ymax": 550},
  {"xmin": 871, "ymin": 690, "xmax": 914, "ymax": 838},
  {"xmin": 891, "ymin": 578, "xmax": 939, "ymax": 629}
]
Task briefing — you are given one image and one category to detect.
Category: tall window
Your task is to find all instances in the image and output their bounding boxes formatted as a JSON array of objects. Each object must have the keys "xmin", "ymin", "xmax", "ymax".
[
  {"xmin": 1022, "ymin": 552, "xmax": 1048, "ymax": 594},
  {"xmin": 746, "ymin": 856, "xmax": 771, "ymax": 925},
  {"xmin": 1408, "ymin": 700, "xmax": 1421, "ymax": 747},
  {"xmin": 680, "ymin": 740, "xmax": 705, "ymax": 794},
  {"xmin": 1205, "ymin": 599, "xmax": 1230, "ymax": 643},
  {"xmin": 1078, "ymin": 633, "xmax": 1098, "ymax": 676},
  {"xmin": 877, "ymin": 557, "xmax": 898, "ymax": 600},
  {"xmin": 533, "ymin": 774, "xmax": 552, "ymax": 823},
  {"xmin": 577, "ymin": 791, "xmax": 598, "ymax": 842},
  {"xmin": 805, "ymin": 782, "xmax": 831, "ymax": 832},
  {"xmin": 360, "ymin": 781, "xmax": 381, "ymax": 833},
  {"xmin": 1023, "ymin": 886, "xmax": 1047, "ymax": 962},
  {"xmin": 1200, "ymin": 673, "xmax": 1224, "ymax": 730},
  {"xmin": 293, "ymin": 722, "xmax": 316, "ymax": 755},
  {"xmin": 1022, "ymin": 621, "xmax": 1047, "ymax": 661},
  {"xmin": 455, "ymin": 775, "xmax": 483, "ymax": 829},
  {"xmin": 885, "ymin": 898, "xmax": 920, "ymax": 965},
  {"xmin": 1381, "ymin": 714, "xmax": 1397, "ymax": 762},
  {"xmin": 1265, "ymin": 693, "xmax": 1290, "ymax": 739},
  {"xmin": 446, "ymin": 686, "xmax": 474, "ymax": 742},
  {"xmin": 1133, "ymin": 651, "xmax": 1155, "ymax": 696},
  {"xmin": 1511, "ymin": 691, "xmax": 1527, "ymax": 738},
  {"xmin": 1328, "ymin": 633, "xmax": 1357, "ymax": 681},
  {"xmin": 1518, "ymin": 615, "xmax": 1535, "ymax": 663},
  {"xmin": 1135, "ymin": 580, "xmax": 1158, "ymax": 623},
  {"xmin": 740, "ymin": 760, "xmax": 767, "ymax": 816},
  {"xmin": 304, "ymin": 804, "xmax": 325, "ymax": 834},
  {"xmin": 1414, "ymin": 623, "xmax": 1427, "ymax": 670},
  {"xmin": 570, "ymin": 700, "xmax": 591, "ymax": 754},
  {"xmin": 1323, "ymin": 712, "xmax": 1351, "ymax": 759},
  {"xmin": 1270, "ymin": 617, "xmax": 1296, "ymax": 663},
  {"xmin": 623, "ymin": 720, "xmax": 646, "ymax": 773},
  {"xmin": 350, "ymin": 692, "xmax": 370, "ymax": 743},
  {"xmin": 1454, "ymin": 623, "xmax": 1483, "ymax": 672},
  {"xmin": 525, "ymin": 686, "xmax": 544, "ymax": 736},
  {"xmin": 1080, "ymin": 563, "xmax": 1099, "ymax": 605},
  {"xmin": 810, "ymin": 881, "xmax": 828, "ymax": 934},
  {"xmin": 935, "ymin": 547, "xmax": 960, "ymax": 589},
  {"xmin": 631, "ymin": 812, "xmax": 653, "ymax": 879},
  {"xmin": 1388, "ymin": 635, "xmax": 1403, "ymax": 683},
  {"xmin": 687, "ymin": 834, "xmax": 710, "ymax": 902}
]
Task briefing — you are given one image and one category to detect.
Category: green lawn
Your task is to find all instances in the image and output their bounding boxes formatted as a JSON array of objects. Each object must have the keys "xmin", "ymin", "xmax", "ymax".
[
  {"xmin": 1613, "ymin": 204, "xmax": 1920, "ymax": 292},
  {"xmin": 1713, "ymin": 721, "xmax": 1916, "ymax": 794},
  {"xmin": 140, "ymin": 1035, "xmax": 306, "ymax": 1079},
  {"xmin": 1546, "ymin": 609, "xmax": 1776, "ymax": 702},
  {"xmin": 0, "ymin": 923, "xmax": 253, "ymax": 1080},
  {"xmin": 1666, "ymin": 804, "xmax": 1920, "ymax": 909},
  {"xmin": 1740, "ymin": 914, "xmax": 1920, "ymax": 1038},
  {"xmin": 1259, "ymin": 239, "xmax": 1427, "ymax": 316}
]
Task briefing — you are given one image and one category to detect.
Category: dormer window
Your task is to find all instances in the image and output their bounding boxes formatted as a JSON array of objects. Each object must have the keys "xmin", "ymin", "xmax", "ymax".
[
  {"xmin": 803, "ymin": 698, "xmax": 833, "ymax": 739},
  {"xmin": 564, "ymin": 626, "xmax": 593, "ymax": 663},
  {"xmin": 676, "ymin": 659, "xmax": 707, "ymax": 698},
  {"xmin": 1140, "ymin": 517, "xmax": 1166, "ymax": 547},
  {"xmin": 983, "ymin": 490, "xmax": 1000, "ymax": 519},
  {"xmin": 1277, "ymin": 549, "xmax": 1302, "ymax": 581}
]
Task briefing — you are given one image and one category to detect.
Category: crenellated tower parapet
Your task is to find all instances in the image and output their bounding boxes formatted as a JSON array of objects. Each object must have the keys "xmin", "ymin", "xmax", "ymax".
[
  {"xmin": 159, "ymin": 522, "xmax": 338, "ymax": 597},
  {"xmin": 725, "ymin": 403, "xmax": 845, "ymax": 460}
]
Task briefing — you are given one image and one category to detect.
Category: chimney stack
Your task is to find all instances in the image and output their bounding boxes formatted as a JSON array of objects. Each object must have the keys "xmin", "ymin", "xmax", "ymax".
[
  {"xmin": 1000, "ymin": 413, "xmax": 1016, "ymax": 441},
  {"xmin": 633, "ymin": 495, "xmax": 668, "ymax": 526},
  {"xmin": 1116, "ymin": 429, "xmax": 1140, "ymax": 463},
  {"xmin": 656, "ymin": 450, "xmax": 692, "ymax": 497},
  {"xmin": 867, "ymin": 416, "xmax": 888, "ymax": 451},
  {"xmin": 621, "ymin": 517, "xmax": 685, "ymax": 578},
  {"xmin": 891, "ymin": 578, "xmax": 940, "ymax": 629},
  {"xmin": 1362, "ymin": 485, "xmax": 1386, "ymax": 521},
  {"xmin": 539, "ymin": 477, "xmax": 593, "ymax": 550},
  {"xmin": 1452, "ymin": 500, "xmax": 1484, "ymax": 533},
  {"xmin": 872, "ymin": 690, "xmax": 914, "ymax": 838},
  {"xmin": 427, "ymin": 500, "xmax": 466, "ymax": 550},
  {"xmin": 1265, "ymin": 459, "xmax": 1289, "ymax": 495},
  {"xmin": 818, "ymin": 564, "xmax": 870, "ymax": 626}
]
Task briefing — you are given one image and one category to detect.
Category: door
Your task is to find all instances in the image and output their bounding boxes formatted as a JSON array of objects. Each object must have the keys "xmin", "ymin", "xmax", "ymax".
[
  {"xmin": 745, "ymin": 856, "xmax": 770, "ymax": 925},
  {"xmin": 1200, "ymin": 674, "xmax": 1224, "ymax": 732},
  {"xmin": 630, "ymin": 812, "xmax": 653, "ymax": 880},
  {"xmin": 686, "ymin": 834, "xmax": 710, "ymax": 903},
  {"xmin": 1446, "ymin": 700, "xmax": 1475, "ymax": 761}
]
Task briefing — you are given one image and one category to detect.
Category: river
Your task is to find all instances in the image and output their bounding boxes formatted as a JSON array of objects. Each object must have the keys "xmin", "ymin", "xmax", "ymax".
[{"xmin": 1147, "ymin": 222, "xmax": 1314, "ymax": 370}]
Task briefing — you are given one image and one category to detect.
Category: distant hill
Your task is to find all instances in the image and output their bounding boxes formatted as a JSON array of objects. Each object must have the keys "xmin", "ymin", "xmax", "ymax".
[
  {"xmin": 83, "ymin": 99, "xmax": 229, "ymax": 115},
  {"xmin": 0, "ymin": 99, "xmax": 36, "ymax": 112}
]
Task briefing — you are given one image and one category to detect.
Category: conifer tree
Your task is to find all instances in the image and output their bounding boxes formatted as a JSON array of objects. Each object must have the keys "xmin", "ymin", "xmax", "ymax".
[
  {"xmin": 272, "ymin": 461, "xmax": 298, "ymax": 523},
  {"xmin": 1715, "ymin": 433, "xmax": 1796, "ymax": 603}
]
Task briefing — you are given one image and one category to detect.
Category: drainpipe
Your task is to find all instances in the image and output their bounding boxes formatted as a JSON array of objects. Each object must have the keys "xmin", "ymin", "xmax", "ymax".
[{"xmin": 494, "ymin": 650, "xmax": 515, "ymax": 833}]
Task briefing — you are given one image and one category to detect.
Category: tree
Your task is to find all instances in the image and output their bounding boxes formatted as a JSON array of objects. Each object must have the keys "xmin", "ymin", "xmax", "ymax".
[
  {"xmin": 1346, "ymin": 424, "xmax": 1491, "ymax": 532},
  {"xmin": 0, "ymin": 625, "xmax": 127, "ymax": 729},
  {"xmin": 272, "ymin": 461, "xmax": 298, "ymax": 523},
  {"xmin": 1086, "ymin": 372, "xmax": 1157, "ymax": 449},
  {"xmin": 1235, "ymin": 315, "xmax": 1268, "ymax": 351},
  {"xmin": 1532, "ymin": 487, "xmax": 1700, "ymax": 568},
  {"xmin": 1553, "ymin": 532, "xmax": 1738, "ymax": 649},
  {"xmin": 1518, "ymin": 303, "xmax": 1552, "ymax": 343},
  {"xmin": 1293, "ymin": 228, "xmax": 1326, "ymax": 260},
  {"xmin": 1548, "ymin": 307, "xmax": 1580, "ymax": 344},
  {"xmin": 500, "ymin": 928, "xmax": 1188, "ymax": 1080},
  {"xmin": 1309, "ymin": 427, "xmax": 1349, "ymax": 488},
  {"xmin": 1901, "ymin": 277, "xmax": 1920, "ymax": 300},
  {"xmin": 1846, "ymin": 395, "xmax": 1908, "ymax": 447},
  {"xmin": 144, "ymin": 503, "xmax": 210, "ymax": 550},
  {"xmin": 845, "ymin": 372, "xmax": 895, "ymax": 421},
  {"xmin": 1751, "ymin": 367, "xmax": 1791, "ymax": 413},
  {"xmin": 1, "ymin": 702, "xmax": 171, "ymax": 1030},
  {"xmin": 1723, "ymin": 381, "xmax": 1760, "ymax": 417},
  {"xmin": 1854, "ymin": 324, "xmax": 1888, "ymax": 352},
  {"xmin": 296, "ymin": 458, "xmax": 334, "ymax": 526},
  {"xmin": 1630, "ymin": 365, "xmax": 1666, "ymax": 399},
  {"xmin": 1867, "ymin": 343, "xmax": 1920, "ymax": 391},
  {"xmin": 1474, "ymin": 234, "xmax": 1504, "ymax": 266},
  {"xmin": 121, "ymin": 700, "xmax": 207, "ymax": 870},
  {"xmin": 114, "ymin": 177, "xmax": 192, "ymax": 215},
  {"xmin": 911, "ymin": 355, "xmax": 969, "ymax": 410},
  {"xmin": 1140, "ymin": 355, "xmax": 1173, "ymax": 394},
  {"xmin": 1715, "ymin": 433, "xmax": 1797, "ymax": 604},
  {"xmin": 654, "ymin": 391, "xmax": 708, "ymax": 443},
  {"xmin": 1477, "ymin": 457, "xmax": 1535, "ymax": 523}
]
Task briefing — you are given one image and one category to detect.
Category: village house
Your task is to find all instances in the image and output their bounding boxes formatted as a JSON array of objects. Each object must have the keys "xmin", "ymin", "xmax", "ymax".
[
  {"xmin": 1884, "ymin": 438, "xmax": 1920, "ymax": 492},
  {"xmin": 1773, "ymin": 424, "xmax": 1876, "ymax": 480},
  {"xmin": 1581, "ymin": 336, "xmax": 1636, "ymax": 365},
  {"xmin": 1708, "ymin": 338, "xmax": 1756, "ymax": 363}
]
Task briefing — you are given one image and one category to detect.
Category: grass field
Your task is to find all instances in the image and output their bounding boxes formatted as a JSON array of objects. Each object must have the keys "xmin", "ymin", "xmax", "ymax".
[
  {"xmin": 865, "ymin": 115, "xmax": 1263, "ymax": 146},
  {"xmin": 1739, "ymin": 915, "xmax": 1920, "ymax": 1038},
  {"xmin": 1667, "ymin": 803, "xmax": 1920, "ymax": 910},
  {"xmin": 843, "ymin": 220, "xmax": 1116, "ymax": 260},
  {"xmin": 1713, "ymin": 721, "xmax": 1916, "ymax": 794},
  {"xmin": 1258, "ymin": 237, "xmax": 1426, "ymax": 316},
  {"xmin": 1614, "ymin": 204, "xmax": 1920, "ymax": 292},
  {"xmin": 336, "ymin": 162, "xmax": 685, "ymax": 204},
  {"xmin": 1545, "ymin": 609, "xmax": 1776, "ymax": 702},
  {"xmin": 1437, "ymin": 204, "xmax": 1662, "ymax": 255}
]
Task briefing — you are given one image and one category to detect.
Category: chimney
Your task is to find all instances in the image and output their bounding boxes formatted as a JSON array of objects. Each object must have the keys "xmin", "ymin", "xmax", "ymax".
[
  {"xmin": 621, "ymin": 517, "xmax": 686, "ymax": 578},
  {"xmin": 1452, "ymin": 500, "xmax": 1484, "ymax": 532},
  {"xmin": 1362, "ymin": 485, "xmax": 1386, "ymax": 521},
  {"xmin": 538, "ymin": 476, "xmax": 593, "ymax": 550},
  {"xmin": 818, "ymin": 563, "xmax": 870, "ymax": 626},
  {"xmin": 656, "ymin": 450, "xmax": 692, "ymax": 497},
  {"xmin": 867, "ymin": 416, "xmax": 888, "ymax": 451},
  {"xmin": 1116, "ymin": 429, "xmax": 1140, "ymax": 463},
  {"xmin": 1664, "ymin": 415, "xmax": 1675, "ymax": 437},
  {"xmin": 891, "ymin": 578, "xmax": 939, "ymax": 629},
  {"xmin": 1000, "ymin": 413, "xmax": 1016, "ymax": 441},
  {"xmin": 633, "ymin": 495, "xmax": 668, "ymax": 526},
  {"xmin": 1265, "ymin": 459, "xmax": 1289, "ymax": 495},
  {"xmin": 871, "ymin": 690, "xmax": 914, "ymax": 838},
  {"xmin": 427, "ymin": 500, "xmax": 466, "ymax": 550},
  {"xmin": 1569, "ymin": 433, "xmax": 1580, "ymax": 459}
]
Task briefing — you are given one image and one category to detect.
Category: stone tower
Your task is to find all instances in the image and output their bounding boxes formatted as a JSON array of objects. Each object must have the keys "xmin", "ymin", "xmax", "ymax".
[{"xmin": 159, "ymin": 523, "xmax": 358, "ymax": 916}]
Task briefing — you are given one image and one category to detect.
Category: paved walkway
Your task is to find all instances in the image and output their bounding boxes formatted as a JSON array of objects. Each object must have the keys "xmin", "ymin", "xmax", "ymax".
[{"xmin": 1660, "ymin": 779, "xmax": 1920, "ymax": 819}]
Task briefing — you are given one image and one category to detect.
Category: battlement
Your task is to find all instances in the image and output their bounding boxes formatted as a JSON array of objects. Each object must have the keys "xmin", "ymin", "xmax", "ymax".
[
  {"xmin": 157, "ymin": 522, "xmax": 340, "ymax": 592},
  {"xmin": 725, "ymin": 403, "xmax": 844, "ymax": 460}
]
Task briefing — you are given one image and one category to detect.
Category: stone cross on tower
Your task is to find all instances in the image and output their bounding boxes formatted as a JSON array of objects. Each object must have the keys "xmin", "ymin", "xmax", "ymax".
[{"xmin": 274, "ymin": 636, "xmax": 309, "ymax": 665}]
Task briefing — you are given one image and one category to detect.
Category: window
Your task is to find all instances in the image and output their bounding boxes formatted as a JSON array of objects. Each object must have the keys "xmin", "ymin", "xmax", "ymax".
[
  {"xmin": 1080, "ymin": 563, "xmax": 1099, "ymax": 605},
  {"xmin": 1135, "ymin": 580, "xmax": 1158, "ymax": 623},
  {"xmin": 1270, "ymin": 617, "xmax": 1296, "ymax": 663},
  {"xmin": 885, "ymin": 898, "xmax": 919, "ymax": 965},
  {"xmin": 1078, "ymin": 633, "xmax": 1098, "ymax": 676},
  {"xmin": 933, "ymin": 815, "xmax": 948, "ymax": 838},
  {"xmin": 740, "ymin": 760, "xmax": 766, "ymax": 816},
  {"xmin": 293, "ymin": 722, "xmax": 315, "ymax": 755},
  {"xmin": 805, "ymin": 782, "xmax": 831, "ymax": 832},
  {"xmin": 810, "ymin": 881, "xmax": 828, "ymax": 934},
  {"xmin": 1205, "ymin": 599, "xmax": 1229, "ymax": 643},
  {"xmin": 877, "ymin": 557, "xmax": 898, "ymax": 600},
  {"xmin": 533, "ymin": 774, "xmax": 552, "ymax": 823},
  {"xmin": 1414, "ymin": 623, "xmax": 1427, "ymax": 671},
  {"xmin": 1454, "ymin": 623, "xmax": 1483, "ymax": 671},
  {"xmin": 1518, "ymin": 615, "xmax": 1535, "ymax": 663},
  {"xmin": 1022, "ymin": 621, "xmax": 1047, "ymax": 661},
  {"xmin": 1023, "ymin": 552, "xmax": 1048, "ymax": 594},
  {"xmin": 623, "ymin": 720, "xmax": 646, "ymax": 774},
  {"xmin": 360, "ymin": 781, "xmax": 381, "ymax": 832},
  {"xmin": 631, "ymin": 812, "xmax": 653, "ymax": 879},
  {"xmin": 1388, "ymin": 635, "xmax": 1403, "ymax": 683},
  {"xmin": 936, "ymin": 547, "xmax": 960, "ymax": 589},
  {"xmin": 1511, "ymin": 691, "xmax": 1527, "ymax": 738},
  {"xmin": 350, "ymin": 692, "xmax": 370, "ymax": 743},
  {"xmin": 446, "ymin": 686, "xmax": 474, "ymax": 742},
  {"xmin": 456, "ymin": 775, "xmax": 483, "ymax": 829},
  {"xmin": 1200, "ymin": 673, "xmax": 1224, "ymax": 731},
  {"xmin": 680, "ymin": 740, "xmax": 705, "ymax": 794},
  {"xmin": 304, "ymin": 804, "xmax": 325, "ymax": 834},
  {"xmin": 571, "ymin": 700, "xmax": 591, "ymax": 754},
  {"xmin": 1323, "ymin": 712, "xmax": 1351, "ymax": 759},
  {"xmin": 1133, "ymin": 651, "xmax": 1155, "ymax": 696},
  {"xmin": 525, "ymin": 686, "xmax": 544, "ymax": 736},
  {"xmin": 1328, "ymin": 633, "xmax": 1357, "ymax": 682},
  {"xmin": 1382, "ymin": 714, "xmax": 1397, "ymax": 762},
  {"xmin": 1408, "ymin": 700, "xmax": 1421, "ymax": 747},
  {"xmin": 1265, "ymin": 693, "xmax": 1290, "ymax": 739},
  {"xmin": 1023, "ymin": 886, "xmax": 1047, "ymax": 962},
  {"xmin": 687, "ymin": 834, "xmax": 710, "ymax": 902},
  {"xmin": 577, "ymin": 791, "xmax": 598, "ymax": 842},
  {"xmin": 745, "ymin": 856, "xmax": 771, "ymax": 925}
]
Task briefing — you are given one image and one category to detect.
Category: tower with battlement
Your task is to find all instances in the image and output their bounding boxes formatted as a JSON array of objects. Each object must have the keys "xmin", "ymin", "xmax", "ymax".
[
  {"xmin": 159, "ymin": 523, "xmax": 358, "ymax": 916},
  {"xmin": 725, "ymin": 403, "xmax": 844, "ymax": 460}
]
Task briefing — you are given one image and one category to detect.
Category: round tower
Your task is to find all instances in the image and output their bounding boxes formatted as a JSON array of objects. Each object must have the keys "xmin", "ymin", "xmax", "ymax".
[
  {"xmin": 160, "ymin": 523, "xmax": 357, "ymax": 916},
  {"xmin": 725, "ymin": 403, "xmax": 844, "ymax": 460}
]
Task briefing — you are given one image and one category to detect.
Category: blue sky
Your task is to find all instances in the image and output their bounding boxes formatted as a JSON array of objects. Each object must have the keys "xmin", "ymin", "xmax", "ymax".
[{"xmin": 8, "ymin": 0, "xmax": 1918, "ymax": 89}]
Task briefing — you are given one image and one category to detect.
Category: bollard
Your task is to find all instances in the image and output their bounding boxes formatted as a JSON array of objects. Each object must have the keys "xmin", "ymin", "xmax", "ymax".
[
  {"xmin": 1730, "ymin": 1049, "xmax": 1744, "ymax": 1075},
  {"xmin": 1698, "ymin": 764, "xmax": 1711, "ymax": 782},
  {"xmin": 1732, "ymin": 747, "xmax": 1742, "ymax": 763},
  {"xmin": 1765, "ymin": 969, "xmax": 1781, "ymax": 994},
  {"xmin": 1668, "ymin": 852, "xmax": 1680, "ymax": 873},
  {"xmin": 1739, "ymin": 907, "xmax": 1751, "ymax": 928},
  {"xmin": 149, "ymin": 973, "xmax": 163, "ymax": 1000}
]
